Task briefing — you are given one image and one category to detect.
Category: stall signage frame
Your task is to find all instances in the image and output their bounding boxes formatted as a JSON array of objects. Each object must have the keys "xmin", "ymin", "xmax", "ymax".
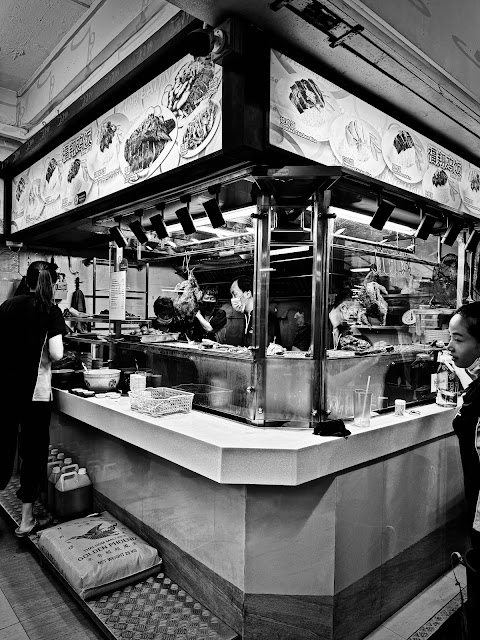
[
  {"xmin": 11, "ymin": 55, "xmax": 223, "ymax": 234},
  {"xmin": 269, "ymin": 49, "xmax": 480, "ymax": 219}
]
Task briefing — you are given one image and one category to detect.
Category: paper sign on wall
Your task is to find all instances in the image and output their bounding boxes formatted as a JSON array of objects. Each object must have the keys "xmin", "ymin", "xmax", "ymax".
[{"xmin": 109, "ymin": 271, "xmax": 126, "ymax": 321}]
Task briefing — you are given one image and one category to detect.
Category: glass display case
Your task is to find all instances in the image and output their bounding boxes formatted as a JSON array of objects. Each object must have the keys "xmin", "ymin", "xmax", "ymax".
[{"xmin": 110, "ymin": 165, "xmax": 471, "ymax": 427}]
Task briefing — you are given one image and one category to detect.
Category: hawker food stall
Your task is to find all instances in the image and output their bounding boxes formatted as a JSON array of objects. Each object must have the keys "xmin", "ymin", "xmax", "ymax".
[{"xmin": 1, "ymin": 12, "xmax": 479, "ymax": 640}]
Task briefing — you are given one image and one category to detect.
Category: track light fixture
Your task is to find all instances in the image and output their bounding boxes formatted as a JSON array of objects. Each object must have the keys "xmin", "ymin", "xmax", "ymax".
[
  {"xmin": 370, "ymin": 199, "xmax": 396, "ymax": 231},
  {"xmin": 441, "ymin": 220, "xmax": 463, "ymax": 246},
  {"xmin": 465, "ymin": 229, "xmax": 480, "ymax": 253},
  {"xmin": 203, "ymin": 185, "xmax": 225, "ymax": 228},
  {"xmin": 414, "ymin": 212, "xmax": 437, "ymax": 240},
  {"xmin": 129, "ymin": 215, "xmax": 149, "ymax": 244},
  {"xmin": 175, "ymin": 207, "xmax": 196, "ymax": 235},
  {"xmin": 150, "ymin": 214, "xmax": 170, "ymax": 239},
  {"xmin": 109, "ymin": 225, "xmax": 127, "ymax": 248}
]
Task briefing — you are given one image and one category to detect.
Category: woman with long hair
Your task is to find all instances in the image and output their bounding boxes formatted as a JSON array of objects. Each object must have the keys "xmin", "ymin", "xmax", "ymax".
[{"xmin": 0, "ymin": 261, "xmax": 66, "ymax": 536}]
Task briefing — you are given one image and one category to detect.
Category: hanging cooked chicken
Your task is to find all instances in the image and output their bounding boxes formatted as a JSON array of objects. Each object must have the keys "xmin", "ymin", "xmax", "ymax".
[
  {"xmin": 173, "ymin": 268, "xmax": 202, "ymax": 320},
  {"xmin": 353, "ymin": 266, "xmax": 388, "ymax": 326}
]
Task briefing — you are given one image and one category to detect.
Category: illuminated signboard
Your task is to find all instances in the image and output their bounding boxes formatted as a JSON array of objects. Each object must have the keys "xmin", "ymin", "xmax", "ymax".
[
  {"xmin": 270, "ymin": 49, "xmax": 480, "ymax": 218},
  {"xmin": 12, "ymin": 55, "xmax": 222, "ymax": 232}
]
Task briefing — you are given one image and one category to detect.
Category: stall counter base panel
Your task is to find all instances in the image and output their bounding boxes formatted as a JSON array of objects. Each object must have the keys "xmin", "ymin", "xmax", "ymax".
[{"xmin": 0, "ymin": 475, "xmax": 238, "ymax": 640}]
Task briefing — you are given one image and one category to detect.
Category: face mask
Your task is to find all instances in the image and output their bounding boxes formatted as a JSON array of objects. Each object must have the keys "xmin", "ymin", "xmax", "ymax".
[
  {"xmin": 467, "ymin": 357, "xmax": 480, "ymax": 379},
  {"xmin": 203, "ymin": 302, "xmax": 216, "ymax": 315},
  {"xmin": 231, "ymin": 297, "xmax": 245, "ymax": 313},
  {"xmin": 156, "ymin": 316, "xmax": 173, "ymax": 326}
]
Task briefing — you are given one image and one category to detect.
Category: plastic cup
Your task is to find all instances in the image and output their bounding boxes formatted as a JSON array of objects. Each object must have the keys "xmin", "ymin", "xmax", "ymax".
[
  {"xmin": 353, "ymin": 390, "xmax": 372, "ymax": 427},
  {"xmin": 130, "ymin": 372, "xmax": 147, "ymax": 392},
  {"xmin": 148, "ymin": 374, "xmax": 163, "ymax": 388},
  {"xmin": 378, "ymin": 396, "xmax": 389, "ymax": 410}
]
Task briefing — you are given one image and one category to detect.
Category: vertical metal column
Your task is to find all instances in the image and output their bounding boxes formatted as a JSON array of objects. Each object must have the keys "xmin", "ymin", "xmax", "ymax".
[
  {"xmin": 250, "ymin": 191, "xmax": 272, "ymax": 425},
  {"xmin": 92, "ymin": 257, "xmax": 97, "ymax": 315},
  {"xmin": 145, "ymin": 262, "xmax": 150, "ymax": 321},
  {"xmin": 310, "ymin": 189, "xmax": 334, "ymax": 428}
]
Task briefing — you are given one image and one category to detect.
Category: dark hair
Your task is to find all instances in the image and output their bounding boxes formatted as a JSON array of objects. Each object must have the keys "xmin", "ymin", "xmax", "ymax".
[
  {"xmin": 153, "ymin": 296, "xmax": 174, "ymax": 318},
  {"xmin": 202, "ymin": 286, "xmax": 218, "ymax": 299},
  {"xmin": 235, "ymin": 275, "xmax": 253, "ymax": 295},
  {"xmin": 26, "ymin": 261, "xmax": 57, "ymax": 310},
  {"xmin": 454, "ymin": 302, "xmax": 480, "ymax": 342}
]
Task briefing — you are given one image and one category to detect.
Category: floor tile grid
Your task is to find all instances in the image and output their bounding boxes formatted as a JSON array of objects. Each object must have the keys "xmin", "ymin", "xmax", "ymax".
[
  {"xmin": 0, "ymin": 477, "xmax": 238, "ymax": 640},
  {"xmin": 406, "ymin": 585, "xmax": 467, "ymax": 640}
]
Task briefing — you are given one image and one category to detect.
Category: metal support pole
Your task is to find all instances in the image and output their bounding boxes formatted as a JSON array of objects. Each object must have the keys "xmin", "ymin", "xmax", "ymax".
[
  {"xmin": 145, "ymin": 262, "xmax": 150, "ymax": 321},
  {"xmin": 249, "ymin": 191, "xmax": 271, "ymax": 425},
  {"xmin": 310, "ymin": 189, "xmax": 344, "ymax": 433}
]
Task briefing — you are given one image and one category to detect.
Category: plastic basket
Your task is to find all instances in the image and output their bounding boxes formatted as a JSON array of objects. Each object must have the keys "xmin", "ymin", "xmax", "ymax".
[
  {"xmin": 128, "ymin": 387, "xmax": 194, "ymax": 417},
  {"xmin": 173, "ymin": 384, "xmax": 233, "ymax": 408}
]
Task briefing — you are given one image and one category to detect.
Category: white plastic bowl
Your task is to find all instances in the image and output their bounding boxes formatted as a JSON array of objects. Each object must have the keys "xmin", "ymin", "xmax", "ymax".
[{"xmin": 83, "ymin": 368, "xmax": 121, "ymax": 392}]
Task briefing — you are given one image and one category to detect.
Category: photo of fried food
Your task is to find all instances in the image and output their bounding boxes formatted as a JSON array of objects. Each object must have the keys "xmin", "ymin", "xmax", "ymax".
[
  {"xmin": 67, "ymin": 158, "xmax": 81, "ymax": 183},
  {"xmin": 46, "ymin": 158, "xmax": 58, "ymax": 183},
  {"xmin": 288, "ymin": 77, "xmax": 326, "ymax": 127},
  {"xmin": 99, "ymin": 120, "xmax": 118, "ymax": 152},
  {"xmin": 393, "ymin": 130, "xmax": 416, "ymax": 169},
  {"xmin": 123, "ymin": 109, "xmax": 175, "ymax": 173},
  {"xmin": 165, "ymin": 57, "xmax": 219, "ymax": 119},
  {"xmin": 15, "ymin": 177, "xmax": 26, "ymax": 202}
]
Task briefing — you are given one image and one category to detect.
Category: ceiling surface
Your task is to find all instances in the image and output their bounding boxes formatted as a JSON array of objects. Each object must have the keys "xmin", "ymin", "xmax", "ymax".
[
  {"xmin": 1, "ymin": 0, "xmax": 480, "ymax": 165},
  {"xmin": 0, "ymin": 0, "xmax": 92, "ymax": 92}
]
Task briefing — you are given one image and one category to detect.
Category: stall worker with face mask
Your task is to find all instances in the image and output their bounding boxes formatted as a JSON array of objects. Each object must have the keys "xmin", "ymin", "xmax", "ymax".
[
  {"xmin": 191, "ymin": 286, "xmax": 227, "ymax": 343},
  {"xmin": 151, "ymin": 297, "xmax": 183, "ymax": 333},
  {"xmin": 230, "ymin": 276, "xmax": 254, "ymax": 347}
]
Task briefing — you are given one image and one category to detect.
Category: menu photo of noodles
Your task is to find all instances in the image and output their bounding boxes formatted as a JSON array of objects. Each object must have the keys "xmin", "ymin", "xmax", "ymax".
[
  {"xmin": 25, "ymin": 177, "xmax": 45, "ymax": 226},
  {"xmin": 179, "ymin": 99, "xmax": 220, "ymax": 159},
  {"xmin": 329, "ymin": 114, "xmax": 385, "ymax": 177},
  {"xmin": 119, "ymin": 105, "xmax": 177, "ymax": 182},
  {"xmin": 87, "ymin": 113, "xmax": 130, "ymax": 188}
]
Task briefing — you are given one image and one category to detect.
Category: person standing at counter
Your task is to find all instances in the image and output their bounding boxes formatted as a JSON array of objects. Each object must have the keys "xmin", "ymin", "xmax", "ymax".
[
  {"xmin": 0, "ymin": 261, "xmax": 66, "ymax": 536},
  {"xmin": 447, "ymin": 302, "xmax": 480, "ymax": 548},
  {"xmin": 230, "ymin": 276, "xmax": 254, "ymax": 347}
]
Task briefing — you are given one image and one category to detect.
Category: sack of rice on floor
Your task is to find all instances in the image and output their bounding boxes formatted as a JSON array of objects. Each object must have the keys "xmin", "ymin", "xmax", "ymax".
[{"xmin": 37, "ymin": 512, "xmax": 162, "ymax": 599}]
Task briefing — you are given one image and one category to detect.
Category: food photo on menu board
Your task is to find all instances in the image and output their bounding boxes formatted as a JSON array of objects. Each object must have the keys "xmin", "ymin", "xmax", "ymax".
[
  {"xmin": 11, "ymin": 54, "xmax": 222, "ymax": 233},
  {"xmin": 269, "ymin": 49, "xmax": 479, "ymax": 217}
]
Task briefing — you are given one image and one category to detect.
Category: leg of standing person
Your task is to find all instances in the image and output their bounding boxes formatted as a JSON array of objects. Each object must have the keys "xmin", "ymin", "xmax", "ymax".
[
  {"xmin": 16, "ymin": 401, "xmax": 51, "ymax": 531},
  {"xmin": 0, "ymin": 415, "xmax": 19, "ymax": 490}
]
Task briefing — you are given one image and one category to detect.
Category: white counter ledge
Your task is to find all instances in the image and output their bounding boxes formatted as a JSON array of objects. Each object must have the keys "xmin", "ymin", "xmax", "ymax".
[{"xmin": 54, "ymin": 389, "xmax": 457, "ymax": 486}]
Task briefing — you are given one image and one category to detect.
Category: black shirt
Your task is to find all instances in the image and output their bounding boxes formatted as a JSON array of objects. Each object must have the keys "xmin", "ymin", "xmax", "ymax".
[
  {"xmin": 452, "ymin": 376, "xmax": 480, "ymax": 524},
  {"xmin": 0, "ymin": 295, "xmax": 67, "ymax": 404}
]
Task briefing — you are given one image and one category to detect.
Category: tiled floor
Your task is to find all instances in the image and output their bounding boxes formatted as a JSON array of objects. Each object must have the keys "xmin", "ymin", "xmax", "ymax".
[
  {"xmin": 0, "ymin": 486, "xmax": 468, "ymax": 640},
  {"xmin": 0, "ymin": 514, "xmax": 105, "ymax": 640},
  {"xmin": 364, "ymin": 564, "xmax": 467, "ymax": 640}
]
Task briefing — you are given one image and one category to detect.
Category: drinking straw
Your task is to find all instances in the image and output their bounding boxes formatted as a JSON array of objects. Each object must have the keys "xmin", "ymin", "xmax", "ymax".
[{"xmin": 362, "ymin": 375, "xmax": 371, "ymax": 421}]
